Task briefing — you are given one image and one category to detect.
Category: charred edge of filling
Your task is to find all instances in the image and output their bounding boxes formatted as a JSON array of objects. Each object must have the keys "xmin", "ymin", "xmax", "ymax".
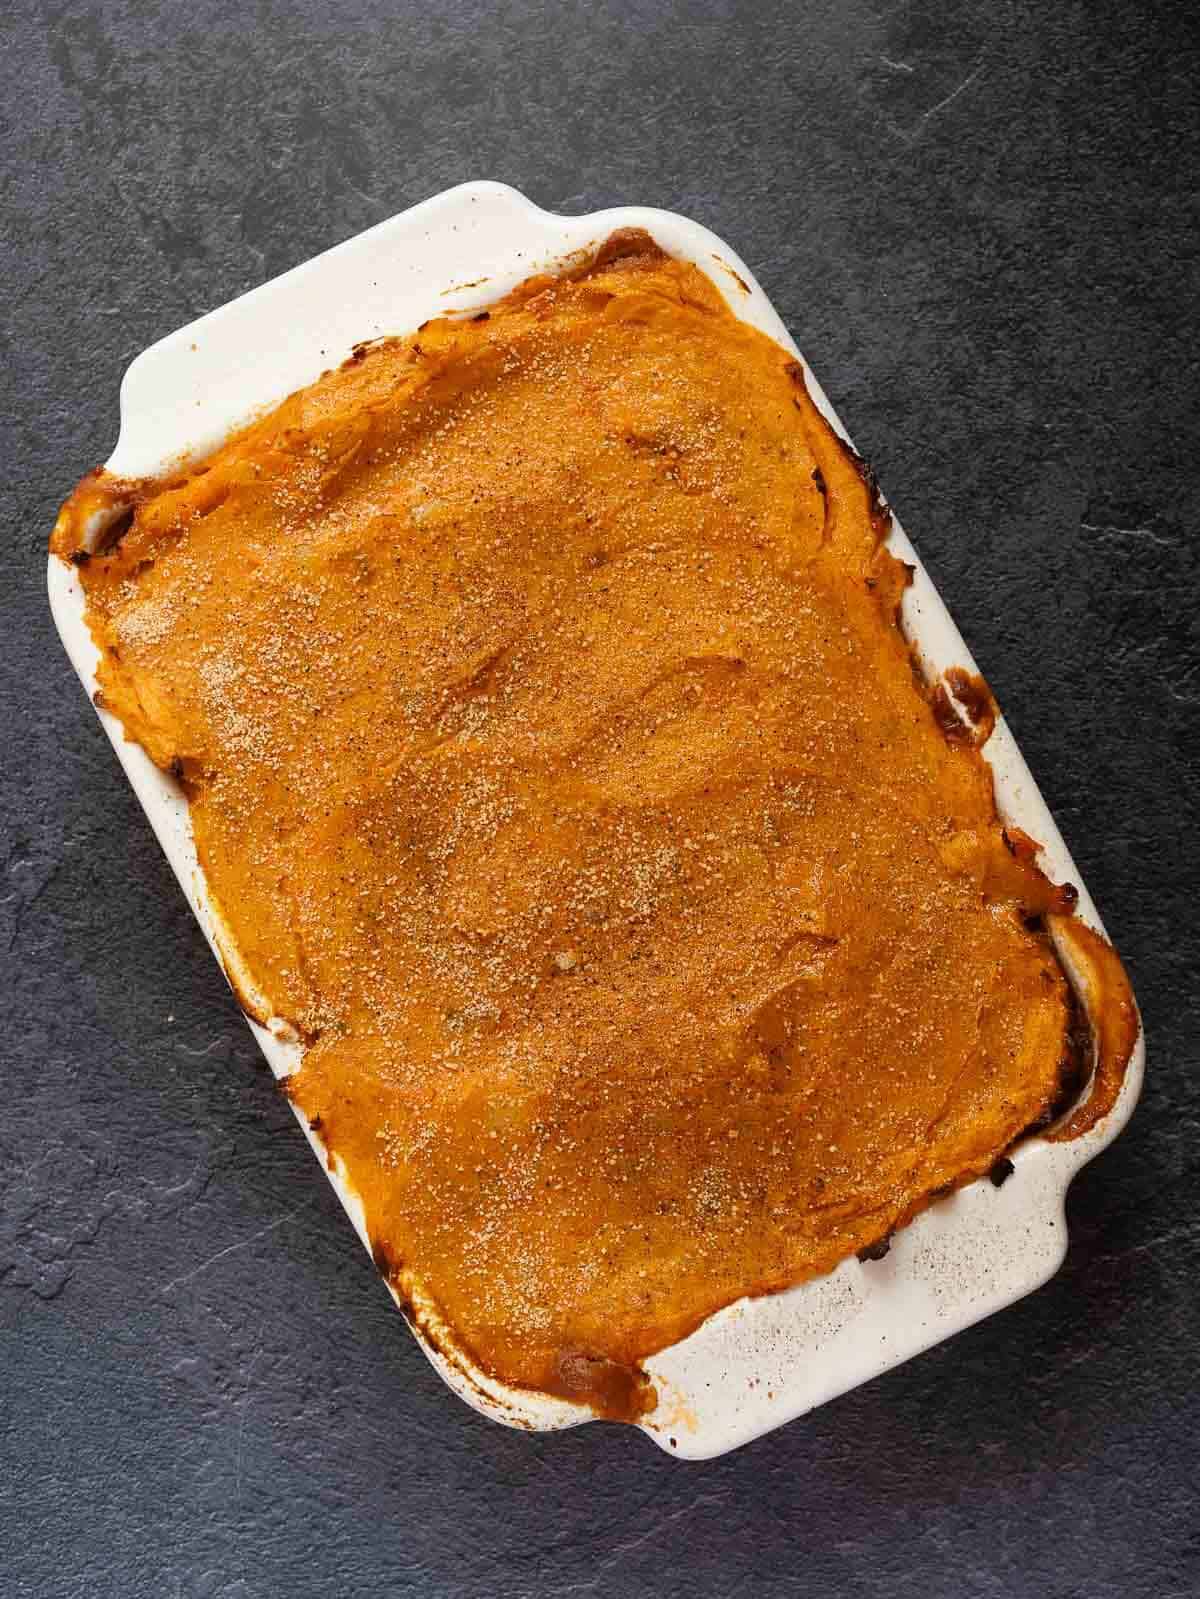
[
  {"xmin": 165, "ymin": 755, "xmax": 203, "ymax": 803},
  {"xmin": 946, "ymin": 667, "xmax": 995, "ymax": 735},
  {"xmin": 1012, "ymin": 941, "xmax": 1093, "ymax": 1143},
  {"xmin": 811, "ymin": 465, "xmax": 826, "ymax": 498},
  {"xmin": 52, "ymin": 470, "xmax": 176, "ymax": 567},
  {"xmin": 371, "ymin": 1233, "xmax": 402, "ymax": 1284},
  {"xmin": 93, "ymin": 504, "xmax": 136, "ymax": 555},
  {"xmin": 885, "ymin": 558, "xmax": 916, "ymax": 625},
  {"xmin": 989, "ymin": 1156, "xmax": 1016, "ymax": 1188},
  {"xmin": 931, "ymin": 668, "xmax": 997, "ymax": 749},
  {"xmin": 857, "ymin": 1234, "xmax": 892, "ymax": 1263},
  {"xmin": 347, "ymin": 336, "xmax": 394, "ymax": 366},
  {"xmin": 825, "ymin": 427, "xmax": 892, "ymax": 546},
  {"xmin": 1043, "ymin": 919, "xmax": 1141, "ymax": 1143},
  {"xmin": 1051, "ymin": 975, "xmax": 1095, "ymax": 1122},
  {"xmin": 782, "ymin": 361, "xmax": 892, "ymax": 548},
  {"xmin": 1021, "ymin": 870, "xmax": 1079, "ymax": 925},
  {"xmin": 836, "ymin": 438, "xmax": 890, "ymax": 541},
  {"xmin": 930, "ymin": 684, "xmax": 968, "ymax": 743},
  {"xmin": 1003, "ymin": 825, "xmax": 1043, "ymax": 864},
  {"xmin": 163, "ymin": 753, "xmax": 205, "ymax": 800}
]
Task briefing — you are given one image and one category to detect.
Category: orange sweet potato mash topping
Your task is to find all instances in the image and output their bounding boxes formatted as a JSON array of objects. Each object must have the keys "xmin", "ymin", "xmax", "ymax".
[{"xmin": 54, "ymin": 232, "xmax": 1136, "ymax": 1419}]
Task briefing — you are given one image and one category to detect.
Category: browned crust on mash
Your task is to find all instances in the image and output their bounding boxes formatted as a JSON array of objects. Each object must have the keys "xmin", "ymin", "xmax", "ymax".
[{"xmin": 53, "ymin": 231, "xmax": 1138, "ymax": 1419}]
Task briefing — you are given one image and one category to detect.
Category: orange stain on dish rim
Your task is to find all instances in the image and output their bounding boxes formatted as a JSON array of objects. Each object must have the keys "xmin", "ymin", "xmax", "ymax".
[{"xmin": 711, "ymin": 252, "xmax": 753, "ymax": 295}]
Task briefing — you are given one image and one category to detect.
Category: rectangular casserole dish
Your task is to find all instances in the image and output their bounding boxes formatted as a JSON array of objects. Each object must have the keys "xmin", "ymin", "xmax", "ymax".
[{"xmin": 47, "ymin": 180, "xmax": 1143, "ymax": 1459}]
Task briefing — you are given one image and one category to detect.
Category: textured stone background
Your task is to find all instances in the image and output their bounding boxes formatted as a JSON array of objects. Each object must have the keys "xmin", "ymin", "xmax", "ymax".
[{"xmin": 3, "ymin": 1, "xmax": 1197, "ymax": 1595}]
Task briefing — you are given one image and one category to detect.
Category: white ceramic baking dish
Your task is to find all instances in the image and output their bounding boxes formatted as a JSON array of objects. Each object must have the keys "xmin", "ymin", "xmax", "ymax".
[{"xmin": 48, "ymin": 181, "xmax": 1143, "ymax": 1459}]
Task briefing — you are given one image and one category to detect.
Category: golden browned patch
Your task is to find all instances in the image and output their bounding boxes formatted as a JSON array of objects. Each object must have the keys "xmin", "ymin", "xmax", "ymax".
[{"xmin": 54, "ymin": 233, "xmax": 1135, "ymax": 1417}]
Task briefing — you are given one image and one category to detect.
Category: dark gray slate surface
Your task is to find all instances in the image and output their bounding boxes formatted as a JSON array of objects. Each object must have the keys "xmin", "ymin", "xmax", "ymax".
[{"xmin": 3, "ymin": 1, "xmax": 1198, "ymax": 1594}]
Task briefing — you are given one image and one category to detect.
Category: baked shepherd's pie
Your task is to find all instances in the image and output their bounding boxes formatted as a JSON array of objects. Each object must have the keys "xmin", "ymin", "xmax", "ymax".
[{"xmin": 54, "ymin": 232, "xmax": 1137, "ymax": 1419}]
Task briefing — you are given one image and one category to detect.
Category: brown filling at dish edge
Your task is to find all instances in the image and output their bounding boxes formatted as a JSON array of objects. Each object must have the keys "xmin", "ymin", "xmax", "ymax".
[{"xmin": 53, "ymin": 231, "xmax": 1138, "ymax": 1421}]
